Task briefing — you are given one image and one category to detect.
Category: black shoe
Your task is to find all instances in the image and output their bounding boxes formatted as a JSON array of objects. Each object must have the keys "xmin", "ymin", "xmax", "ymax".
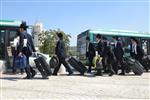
[
  {"xmin": 109, "ymin": 72, "xmax": 115, "ymax": 76},
  {"xmin": 23, "ymin": 76, "xmax": 32, "ymax": 79},
  {"xmin": 145, "ymin": 70, "xmax": 149, "ymax": 72},
  {"xmin": 52, "ymin": 73, "xmax": 57, "ymax": 76},
  {"xmin": 31, "ymin": 70, "xmax": 37, "ymax": 78},
  {"xmin": 20, "ymin": 70, "xmax": 24, "ymax": 75},
  {"xmin": 109, "ymin": 73, "xmax": 114, "ymax": 76},
  {"xmin": 42, "ymin": 76, "xmax": 49, "ymax": 79},
  {"xmin": 20, "ymin": 69, "xmax": 24, "ymax": 75},
  {"xmin": 12, "ymin": 70, "xmax": 17, "ymax": 74},
  {"xmin": 68, "ymin": 72, "xmax": 73, "ymax": 76},
  {"xmin": 87, "ymin": 70, "xmax": 91, "ymax": 73},
  {"xmin": 47, "ymin": 72, "xmax": 52, "ymax": 76},
  {"xmin": 103, "ymin": 70, "xmax": 109, "ymax": 73},
  {"xmin": 12, "ymin": 72, "xmax": 17, "ymax": 75},
  {"xmin": 95, "ymin": 73, "xmax": 103, "ymax": 76},
  {"xmin": 119, "ymin": 73, "xmax": 125, "ymax": 75},
  {"xmin": 95, "ymin": 72, "xmax": 103, "ymax": 76},
  {"xmin": 115, "ymin": 71, "xmax": 118, "ymax": 75}
]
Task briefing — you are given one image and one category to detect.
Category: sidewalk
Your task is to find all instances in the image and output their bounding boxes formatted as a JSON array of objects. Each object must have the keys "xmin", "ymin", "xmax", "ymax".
[{"xmin": 0, "ymin": 72, "xmax": 150, "ymax": 100}]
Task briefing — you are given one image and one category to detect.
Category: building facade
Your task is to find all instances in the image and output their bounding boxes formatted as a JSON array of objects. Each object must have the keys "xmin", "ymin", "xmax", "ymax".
[{"xmin": 32, "ymin": 21, "xmax": 43, "ymax": 48}]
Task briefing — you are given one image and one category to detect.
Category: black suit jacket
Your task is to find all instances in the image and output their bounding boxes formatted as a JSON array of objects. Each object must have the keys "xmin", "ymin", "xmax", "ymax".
[
  {"xmin": 113, "ymin": 41, "xmax": 124, "ymax": 60},
  {"xmin": 97, "ymin": 40, "xmax": 103, "ymax": 56},
  {"xmin": 86, "ymin": 43, "xmax": 96, "ymax": 59},
  {"xmin": 102, "ymin": 40, "xmax": 109, "ymax": 57},
  {"xmin": 135, "ymin": 45, "xmax": 144, "ymax": 60},
  {"xmin": 130, "ymin": 44, "xmax": 144, "ymax": 60},
  {"xmin": 26, "ymin": 33, "xmax": 36, "ymax": 52},
  {"xmin": 55, "ymin": 39, "xmax": 66, "ymax": 59},
  {"xmin": 17, "ymin": 31, "xmax": 36, "ymax": 56},
  {"xmin": 129, "ymin": 44, "xmax": 134, "ymax": 57}
]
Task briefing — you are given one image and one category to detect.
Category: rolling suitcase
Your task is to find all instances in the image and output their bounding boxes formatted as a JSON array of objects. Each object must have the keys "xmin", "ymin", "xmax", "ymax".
[
  {"xmin": 34, "ymin": 58, "xmax": 48, "ymax": 79},
  {"xmin": 127, "ymin": 58, "xmax": 144, "ymax": 75},
  {"xmin": 141, "ymin": 57, "xmax": 149, "ymax": 72},
  {"xmin": 68, "ymin": 57, "xmax": 87, "ymax": 75},
  {"xmin": 50, "ymin": 56, "xmax": 59, "ymax": 68},
  {"xmin": 38, "ymin": 57, "xmax": 52, "ymax": 76},
  {"xmin": 123, "ymin": 60, "xmax": 131, "ymax": 73}
]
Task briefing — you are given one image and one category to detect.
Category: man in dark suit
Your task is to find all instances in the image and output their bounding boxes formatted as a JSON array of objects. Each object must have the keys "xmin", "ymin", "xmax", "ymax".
[
  {"xmin": 96, "ymin": 34, "xmax": 103, "ymax": 56},
  {"xmin": 103, "ymin": 37, "xmax": 115, "ymax": 76},
  {"xmin": 112, "ymin": 36, "xmax": 125, "ymax": 75},
  {"xmin": 86, "ymin": 37, "xmax": 96, "ymax": 73},
  {"xmin": 130, "ymin": 38, "xmax": 144, "ymax": 62},
  {"xmin": 96, "ymin": 36, "xmax": 112, "ymax": 74},
  {"xmin": 17, "ymin": 22, "xmax": 36, "ymax": 79},
  {"xmin": 96, "ymin": 35, "xmax": 110, "ymax": 74},
  {"xmin": 53, "ymin": 32, "xmax": 73, "ymax": 76}
]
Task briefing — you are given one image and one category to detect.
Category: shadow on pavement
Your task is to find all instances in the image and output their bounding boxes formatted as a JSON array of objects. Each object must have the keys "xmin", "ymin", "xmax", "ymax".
[
  {"xmin": 0, "ymin": 76, "xmax": 22, "ymax": 81},
  {"xmin": 83, "ymin": 73, "xmax": 96, "ymax": 78},
  {"xmin": 123, "ymin": 73, "xmax": 143, "ymax": 76}
]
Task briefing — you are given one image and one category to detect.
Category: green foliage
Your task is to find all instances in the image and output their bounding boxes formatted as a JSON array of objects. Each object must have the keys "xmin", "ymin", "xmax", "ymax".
[{"xmin": 38, "ymin": 29, "xmax": 71, "ymax": 56}]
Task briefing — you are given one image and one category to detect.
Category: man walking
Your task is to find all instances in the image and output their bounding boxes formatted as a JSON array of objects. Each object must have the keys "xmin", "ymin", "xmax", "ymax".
[
  {"xmin": 103, "ymin": 37, "xmax": 115, "ymax": 76},
  {"xmin": 130, "ymin": 38, "xmax": 144, "ymax": 62},
  {"xmin": 112, "ymin": 36, "xmax": 125, "ymax": 75},
  {"xmin": 53, "ymin": 32, "xmax": 73, "ymax": 76},
  {"xmin": 17, "ymin": 22, "xmax": 36, "ymax": 79},
  {"xmin": 86, "ymin": 37, "xmax": 96, "ymax": 73}
]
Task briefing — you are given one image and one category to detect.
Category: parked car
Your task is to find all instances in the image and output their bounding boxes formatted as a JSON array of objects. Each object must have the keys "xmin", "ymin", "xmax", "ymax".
[{"xmin": 29, "ymin": 52, "xmax": 51, "ymax": 67}]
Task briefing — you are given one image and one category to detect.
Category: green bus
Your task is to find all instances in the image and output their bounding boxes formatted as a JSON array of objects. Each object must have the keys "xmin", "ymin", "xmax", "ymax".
[
  {"xmin": 0, "ymin": 20, "xmax": 22, "ymax": 70},
  {"xmin": 77, "ymin": 29, "xmax": 150, "ymax": 61}
]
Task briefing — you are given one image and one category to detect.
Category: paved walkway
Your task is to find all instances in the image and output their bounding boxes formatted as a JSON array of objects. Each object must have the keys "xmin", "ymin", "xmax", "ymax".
[{"xmin": 0, "ymin": 72, "xmax": 150, "ymax": 100}]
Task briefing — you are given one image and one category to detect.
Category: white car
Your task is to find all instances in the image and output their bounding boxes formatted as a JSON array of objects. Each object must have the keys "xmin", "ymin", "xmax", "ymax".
[{"xmin": 29, "ymin": 52, "xmax": 51, "ymax": 67}]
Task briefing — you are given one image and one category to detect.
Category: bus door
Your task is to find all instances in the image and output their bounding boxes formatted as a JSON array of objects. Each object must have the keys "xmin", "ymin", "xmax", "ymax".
[
  {"xmin": 6, "ymin": 28, "xmax": 18, "ymax": 69},
  {"xmin": 0, "ymin": 29, "xmax": 5, "ymax": 60}
]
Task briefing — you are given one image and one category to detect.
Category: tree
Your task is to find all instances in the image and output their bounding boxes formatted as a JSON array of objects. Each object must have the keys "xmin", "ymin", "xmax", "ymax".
[{"xmin": 38, "ymin": 29, "xmax": 71, "ymax": 56}]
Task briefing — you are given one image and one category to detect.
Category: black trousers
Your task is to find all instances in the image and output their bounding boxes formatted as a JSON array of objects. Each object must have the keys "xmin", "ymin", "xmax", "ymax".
[
  {"xmin": 114, "ymin": 58, "xmax": 125, "ymax": 74},
  {"xmin": 107, "ymin": 64, "xmax": 115, "ymax": 74},
  {"xmin": 106, "ymin": 57, "xmax": 115, "ymax": 75},
  {"xmin": 24, "ymin": 55, "xmax": 35, "ymax": 77},
  {"xmin": 53, "ymin": 57, "xmax": 73, "ymax": 75},
  {"xmin": 102, "ymin": 56, "xmax": 107, "ymax": 72},
  {"xmin": 87, "ymin": 57, "xmax": 94, "ymax": 73}
]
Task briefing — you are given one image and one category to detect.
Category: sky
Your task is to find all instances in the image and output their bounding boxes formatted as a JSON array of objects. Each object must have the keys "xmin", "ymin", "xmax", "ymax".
[{"xmin": 0, "ymin": 0, "xmax": 149, "ymax": 46}]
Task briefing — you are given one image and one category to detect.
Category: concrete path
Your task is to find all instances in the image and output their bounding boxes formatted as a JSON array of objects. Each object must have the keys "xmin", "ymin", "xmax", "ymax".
[{"xmin": 0, "ymin": 72, "xmax": 150, "ymax": 100}]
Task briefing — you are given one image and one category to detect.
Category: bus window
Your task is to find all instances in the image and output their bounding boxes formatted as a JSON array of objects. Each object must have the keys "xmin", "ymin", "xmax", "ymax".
[
  {"xmin": 142, "ymin": 39, "xmax": 148, "ymax": 55},
  {"xmin": 77, "ymin": 35, "xmax": 87, "ymax": 56},
  {"xmin": 8, "ymin": 30, "xmax": 17, "ymax": 47},
  {"xmin": 0, "ymin": 29, "xmax": 5, "ymax": 60}
]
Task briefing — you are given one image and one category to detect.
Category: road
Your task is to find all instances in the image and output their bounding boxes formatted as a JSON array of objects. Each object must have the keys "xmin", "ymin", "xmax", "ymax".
[{"xmin": 0, "ymin": 72, "xmax": 150, "ymax": 100}]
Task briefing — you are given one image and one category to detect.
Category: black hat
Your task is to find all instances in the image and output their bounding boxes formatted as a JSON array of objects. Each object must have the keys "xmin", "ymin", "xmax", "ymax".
[
  {"xmin": 130, "ymin": 37, "xmax": 138, "ymax": 44},
  {"xmin": 113, "ymin": 36, "xmax": 118, "ymax": 40},
  {"xmin": 103, "ymin": 36, "xmax": 107, "ymax": 40},
  {"xmin": 57, "ymin": 32, "xmax": 63, "ymax": 39},
  {"xmin": 20, "ymin": 21, "xmax": 28, "ymax": 30},
  {"xmin": 96, "ymin": 34, "xmax": 102, "ymax": 39}
]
